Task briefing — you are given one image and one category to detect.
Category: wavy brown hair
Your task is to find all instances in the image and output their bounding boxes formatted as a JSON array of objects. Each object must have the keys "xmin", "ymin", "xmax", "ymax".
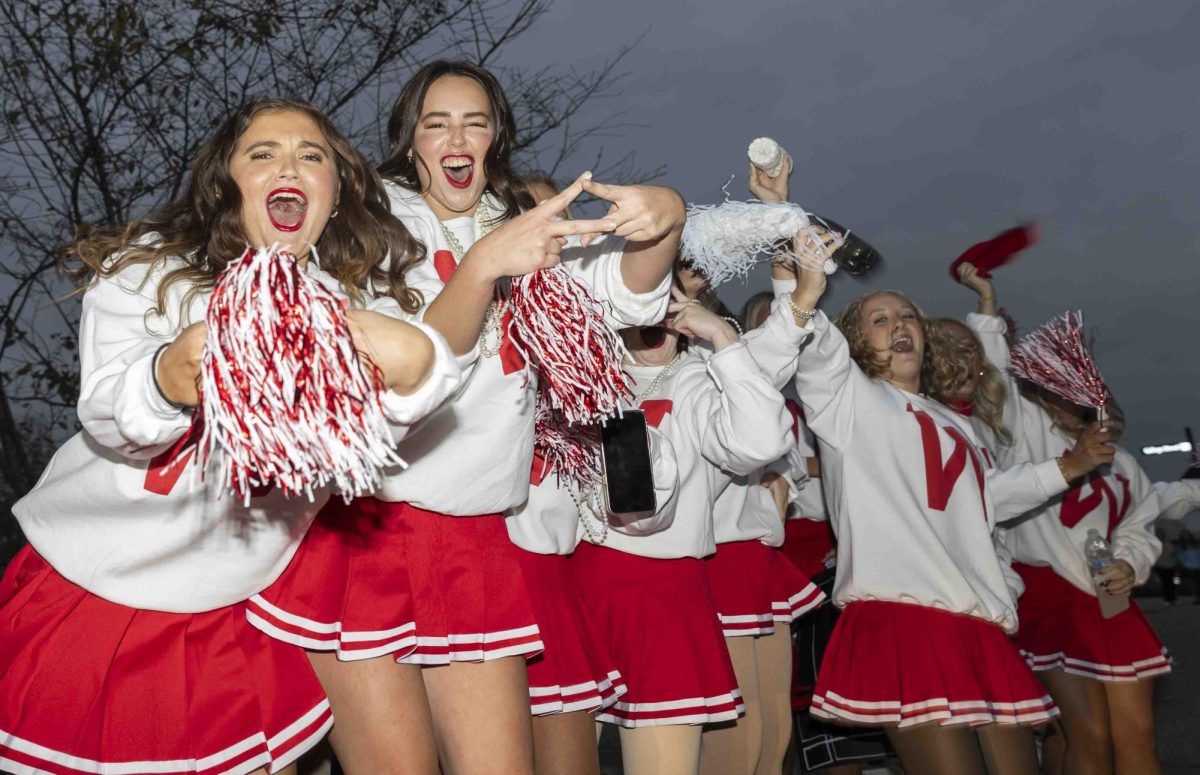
[
  {"xmin": 378, "ymin": 60, "xmax": 534, "ymax": 223},
  {"xmin": 930, "ymin": 318, "xmax": 1012, "ymax": 444},
  {"xmin": 832, "ymin": 290, "xmax": 960, "ymax": 396},
  {"xmin": 71, "ymin": 97, "xmax": 424, "ymax": 318}
]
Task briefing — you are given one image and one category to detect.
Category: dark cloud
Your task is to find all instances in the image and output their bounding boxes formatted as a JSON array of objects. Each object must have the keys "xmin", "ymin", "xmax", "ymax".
[{"xmin": 506, "ymin": 0, "xmax": 1200, "ymax": 481}]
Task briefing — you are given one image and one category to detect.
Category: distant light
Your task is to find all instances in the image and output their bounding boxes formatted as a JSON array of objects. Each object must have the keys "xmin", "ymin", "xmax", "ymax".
[{"xmin": 1142, "ymin": 442, "xmax": 1194, "ymax": 456}]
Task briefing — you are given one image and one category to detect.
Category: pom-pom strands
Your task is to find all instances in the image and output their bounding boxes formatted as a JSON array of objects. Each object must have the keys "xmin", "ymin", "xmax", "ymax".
[
  {"xmin": 508, "ymin": 266, "xmax": 634, "ymax": 426},
  {"xmin": 1010, "ymin": 310, "xmax": 1113, "ymax": 414},
  {"xmin": 533, "ymin": 393, "xmax": 603, "ymax": 491},
  {"xmin": 197, "ymin": 245, "xmax": 404, "ymax": 503},
  {"xmin": 680, "ymin": 200, "xmax": 832, "ymax": 287}
]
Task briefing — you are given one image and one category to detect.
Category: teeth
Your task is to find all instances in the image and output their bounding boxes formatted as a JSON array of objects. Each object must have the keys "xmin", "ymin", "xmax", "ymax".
[
  {"xmin": 269, "ymin": 192, "xmax": 304, "ymax": 204},
  {"xmin": 442, "ymin": 157, "xmax": 472, "ymax": 169}
]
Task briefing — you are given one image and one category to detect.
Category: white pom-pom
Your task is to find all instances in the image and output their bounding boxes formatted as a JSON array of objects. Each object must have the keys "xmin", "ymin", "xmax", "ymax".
[{"xmin": 680, "ymin": 200, "xmax": 839, "ymax": 286}]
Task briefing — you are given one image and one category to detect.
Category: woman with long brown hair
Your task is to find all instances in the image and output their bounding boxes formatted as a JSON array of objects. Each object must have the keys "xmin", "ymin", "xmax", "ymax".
[
  {"xmin": 249, "ymin": 61, "xmax": 684, "ymax": 774},
  {"xmin": 0, "ymin": 97, "xmax": 458, "ymax": 775},
  {"xmin": 778, "ymin": 237, "xmax": 1113, "ymax": 775}
]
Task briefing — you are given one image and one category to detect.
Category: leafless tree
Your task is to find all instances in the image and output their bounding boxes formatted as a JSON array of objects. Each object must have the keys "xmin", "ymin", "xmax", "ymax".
[{"xmin": 0, "ymin": 0, "xmax": 655, "ymax": 556}]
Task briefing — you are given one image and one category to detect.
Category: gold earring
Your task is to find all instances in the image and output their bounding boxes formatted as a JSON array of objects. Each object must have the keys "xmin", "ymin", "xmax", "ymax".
[{"xmin": 331, "ymin": 205, "xmax": 340, "ymax": 218}]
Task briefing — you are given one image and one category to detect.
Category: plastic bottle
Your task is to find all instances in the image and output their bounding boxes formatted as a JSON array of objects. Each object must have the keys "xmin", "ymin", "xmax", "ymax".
[
  {"xmin": 1084, "ymin": 528, "xmax": 1114, "ymax": 576},
  {"xmin": 1085, "ymin": 528, "xmax": 1130, "ymax": 617},
  {"xmin": 748, "ymin": 137, "xmax": 788, "ymax": 178}
]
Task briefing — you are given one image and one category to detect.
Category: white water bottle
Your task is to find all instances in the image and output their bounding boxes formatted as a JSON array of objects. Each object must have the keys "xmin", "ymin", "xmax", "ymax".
[{"xmin": 1085, "ymin": 528, "xmax": 1129, "ymax": 618}]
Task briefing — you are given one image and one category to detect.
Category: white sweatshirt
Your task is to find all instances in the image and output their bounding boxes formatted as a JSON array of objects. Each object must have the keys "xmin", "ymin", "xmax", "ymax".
[
  {"xmin": 582, "ymin": 343, "xmax": 791, "ymax": 559},
  {"xmin": 966, "ymin": 314, "xmax": 1164, "ymax": 595},
  {"xmin": 380, "ymin": 185, "xmax": 671, "ymax": 516},
  {"xmin": 711, "ymin": 298, "xmax": 814, "ymax": 546},
  {"xmin": 792, "ymin": 312, "xmax": 1068, "ymax": 632},
  {"xmin": 781, "ymin": 393, "xmax": 829, "ymax": 523},
  {"xmin": 14, "ymin": 254, "xmax": 463, "ymax": 613},
  {"xmin": 504, "ymin": 426, "xmax": 679, "ymax": 554}
]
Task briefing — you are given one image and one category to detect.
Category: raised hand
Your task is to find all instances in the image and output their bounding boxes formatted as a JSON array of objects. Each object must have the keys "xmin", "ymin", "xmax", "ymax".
[
  {"xmin": 789, "ymin": 227, "xmax": 842, "ymax": 312},
  {"xmin": 665, "ymin": 286, "xmax": 738, "ymax": 350},
  {"xmin": 1059, "ymin": 422, "xmax": 1116, "ymax": 482},
  {"xmin": 465, "ymin": 172, "xmax": 616, "ymax": 281},
  {"xmin": 748, "ymin": 155, "xmax": 792, "ymax": 203},
  {"xmin": 155, "ymin": 321, "xmax": 207, "ymax": 407},
  {"xmin": 957, "ymin": 263, "xmax": 997, "ymax": 315},
  {"xmin": 581, "ymin": 178, "xmax": 686, "ymax": 244}
]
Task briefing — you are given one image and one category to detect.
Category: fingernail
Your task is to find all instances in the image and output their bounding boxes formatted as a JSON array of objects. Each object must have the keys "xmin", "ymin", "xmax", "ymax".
[
  {"xmin": 604, "ymin": 222, "xmax": 616, "ymax": 230},
  {"xmin": 583, "ymin": 171, "xmax": 593, "ymax": 182}
]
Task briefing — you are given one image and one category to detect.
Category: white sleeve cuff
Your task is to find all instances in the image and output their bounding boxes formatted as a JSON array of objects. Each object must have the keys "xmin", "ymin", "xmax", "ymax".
[
  {"xmin": 705, "ymin": 342, "xmax": 757, "ymax": 392},
  {"xmin": 966, "ymin": 312, "xmax": 1006, "ymax": 334},
  {"xmin": 378, "ymin": 321, "xmax": 464, "ymax": 427}
]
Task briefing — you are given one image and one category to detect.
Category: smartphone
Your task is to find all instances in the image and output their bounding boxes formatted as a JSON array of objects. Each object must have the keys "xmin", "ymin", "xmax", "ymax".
[{"xmin": 600, "ymin": 410, "xmax": 658, "ymax": 520}]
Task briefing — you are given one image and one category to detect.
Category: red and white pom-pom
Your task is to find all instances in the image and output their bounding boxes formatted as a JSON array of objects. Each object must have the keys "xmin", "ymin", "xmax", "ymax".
[
  {"xmin": 1010, "ymin": 310, "xmax": 1112, "ymax": 414},
  {"xmin": 196, "ymin": 245, "xmax": 404, "ymax": 502},
  {"xmin": 533, "ymin": 390, "xmax": 602, "ymax": 490},
  {"xmin": 508, "ymin": 266, "xmax": 633, "ymax": 426}
]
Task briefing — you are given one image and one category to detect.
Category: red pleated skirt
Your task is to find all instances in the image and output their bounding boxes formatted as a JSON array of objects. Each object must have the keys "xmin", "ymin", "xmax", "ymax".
[
  {"xmin": 780, "ymin": 517, "xmax": 836, "ymax": 579},
  {"xmin": 1014, "ymin": 563, "xmax": 1171, "ymax": 682},
  {"xmin": 706, "ymin": 540, "xmax": 826, "ymax": 637},
  {"xmin": 247, "ymin": 497, "xmax": 543, "ymax": 665},
  {"xmin": 517, "ymin": 549, "xmax": 626, "ymax": 715},
  {"xmin": 811, "ymin": 600, "xmax": 1058, "ymax": 728},
  {"xmin": 569, "ymin": 542, "xmax": 743, "ymax": 728},
  {"xmin": 0, "ymin": 546, "xmax": 330, "ymax": 775}
]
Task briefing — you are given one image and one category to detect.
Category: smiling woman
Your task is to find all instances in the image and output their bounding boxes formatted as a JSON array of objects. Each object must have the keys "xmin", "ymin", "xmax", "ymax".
[
  {"xmin": 246, "ymin": 61, "xmax": 687, "ymax": 775},
  {"xmin": 0, "ymin": 97, "xmax": 463, "ymax": 775}
]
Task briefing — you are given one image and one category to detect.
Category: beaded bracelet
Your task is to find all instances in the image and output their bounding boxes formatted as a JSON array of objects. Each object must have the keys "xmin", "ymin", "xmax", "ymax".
[{"xmin": 785, "ymin": 296, "xmax": 817, "ymax": 322}]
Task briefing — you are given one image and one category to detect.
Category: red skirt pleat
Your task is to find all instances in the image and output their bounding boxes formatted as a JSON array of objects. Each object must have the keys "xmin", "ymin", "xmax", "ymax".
[
  {"xmin": 569, "ymin": 543, "xmax": 743, "ymax": 728},
  {"xmin": 517, "ymin": 549, "xmax": 626, "ymax": 715},
  {"xmin": 811, "ymin": 600, "xmax": 1058, "ymax": 728},
  {"xmin": 706, "ymin": 540, "xmax": 826, "ymax": 637},
  {"xmin": 1014, "ymin": 563, "xmax": 1171, "ymax": 682},
  {"xmin": 248, "ymin": 497, "xmax": 542, "ymax": 665},
  {"xmin": 0, "ymin": 547, "xmax": 330, "ymax": 775}
]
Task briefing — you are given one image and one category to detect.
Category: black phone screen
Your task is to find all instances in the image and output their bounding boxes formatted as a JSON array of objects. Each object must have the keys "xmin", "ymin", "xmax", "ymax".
[{"xmin": 600, "ymin": 410, "xmax": 658, "ymax": 516}]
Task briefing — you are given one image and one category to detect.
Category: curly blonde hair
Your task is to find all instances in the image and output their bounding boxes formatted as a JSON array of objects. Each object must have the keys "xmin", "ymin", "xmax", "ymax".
[
  {"xmin": 931, "ymin": 319, "xmax": 1012, "ymax": 445},
  {"xmin": 832, "ymin": 290, "xmax": 961, "ymax": 397}
]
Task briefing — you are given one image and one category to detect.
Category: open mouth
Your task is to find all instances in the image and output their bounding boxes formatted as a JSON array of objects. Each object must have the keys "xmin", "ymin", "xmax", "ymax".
[
  {"xmin": 890, "ymin": 335, "xmax": 914, "ymax": 354},
  {"xmin": 441, "ymin": 154, "xmax": 474, "ymax": 190},
  {"xmin": 266, "ymin": 188, "xmax": 307, "ymax": 233},
  {"xmin": 641, "ymin": 326, "xmax": 667, "ymax": 349}
]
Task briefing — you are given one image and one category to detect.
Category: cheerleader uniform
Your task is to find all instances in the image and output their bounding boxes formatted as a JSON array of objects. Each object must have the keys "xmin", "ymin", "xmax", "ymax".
[
  {"xmin": 0, "ymin": 256, "xmax": 462, "ymax": 775},
  {"xmin": 249, "ymin": 188, "xmax": 670, "ymax": 666},
  {"xmin": 967, "ymin": 313, "xmax": 1171, "ymax": 682},
  {"xmin": 705, "ymin": 300, "xmax": 826, "ymax": 638},
  {"xmin": 792, "ymin": 311, "xmax": 1067, "ymax": 728},
  {"xmin": 504, "ymin": 425, "xmax": 679, "ymax": 715},
  {"xmin": 571, "ymin": 341, "xmax": 792, "ymax": 727}
]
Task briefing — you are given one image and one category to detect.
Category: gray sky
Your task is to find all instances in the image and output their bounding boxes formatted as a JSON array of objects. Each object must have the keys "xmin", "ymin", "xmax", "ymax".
[{"xmin": 505, "ymin": 0, "xmax": 1200, "ymax": 483}]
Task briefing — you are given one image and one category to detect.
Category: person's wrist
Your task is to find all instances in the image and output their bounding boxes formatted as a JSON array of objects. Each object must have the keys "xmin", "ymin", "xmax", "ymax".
[
  {"xmin": 1056, "ymin": 455, "xmax": 1079, "ymax": 484},
  {"xmin": 151, "ymin": 343, "xmax": 193, "ymax": 412},
  {"xmin": 458, "ymin": 249, "xmax": 504, "ymax": 285}
]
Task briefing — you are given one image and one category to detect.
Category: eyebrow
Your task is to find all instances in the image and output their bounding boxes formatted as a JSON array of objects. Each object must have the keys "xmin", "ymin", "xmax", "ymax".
[
  {"xmin": 243, "ymin": 139, "xmax": 331, "ymax": 153},
  {"xmin": 420, "ymin": 111, "xmax": 492, "ymax": 121}
]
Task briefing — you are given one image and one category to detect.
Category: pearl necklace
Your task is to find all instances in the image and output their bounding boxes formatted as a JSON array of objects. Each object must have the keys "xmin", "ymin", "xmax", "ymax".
[
  {"xmin": 438, "ymin": 203, "xmax": 507, "ymax": 358},
  {"xmin": 631, "ymin": 351, "xmax": 686, "ymax": 405}
]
